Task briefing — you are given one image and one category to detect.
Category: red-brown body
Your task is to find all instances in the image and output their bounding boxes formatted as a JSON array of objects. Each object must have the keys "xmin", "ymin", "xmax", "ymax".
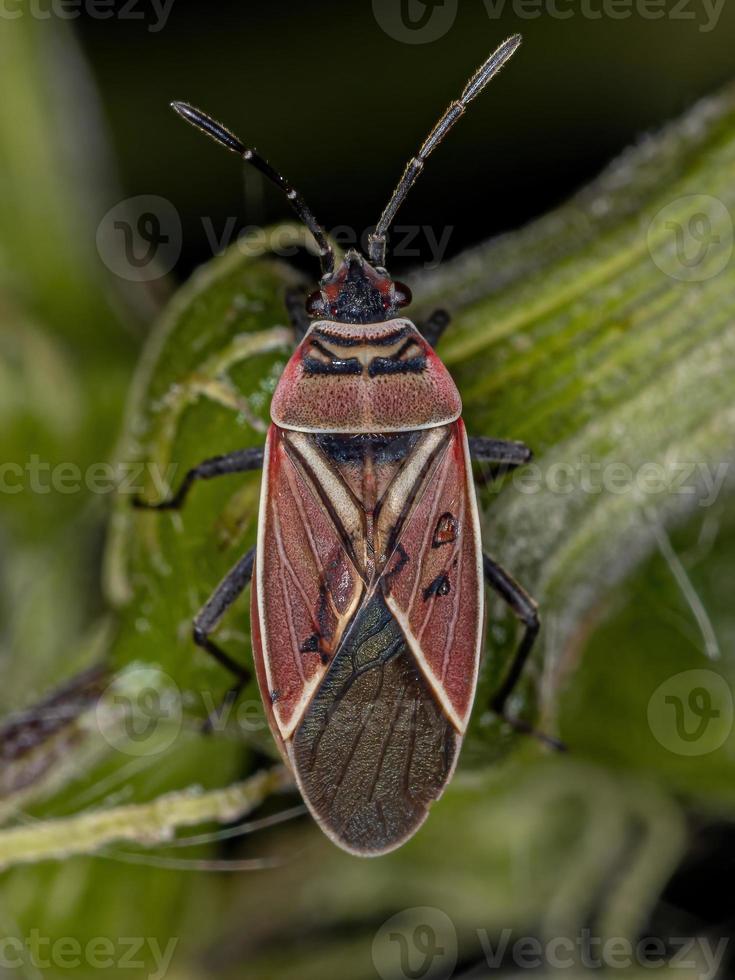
[
  {"xmin": 163, "ymin": 35, "xmax": 528, "ymax": 855},
  {"xmin": 251, "ymin": 318, "xmax": 483, "ymax": 854}
]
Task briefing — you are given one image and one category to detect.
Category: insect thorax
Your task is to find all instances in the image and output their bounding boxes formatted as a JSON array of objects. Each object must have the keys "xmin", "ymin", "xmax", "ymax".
[{"xmin": 271, "ymin": 318, "xmax": 462, "ymax": 433}]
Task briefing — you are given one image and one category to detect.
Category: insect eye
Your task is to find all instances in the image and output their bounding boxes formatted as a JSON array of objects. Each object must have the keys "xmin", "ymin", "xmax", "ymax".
[
  {"xmin": 306, "ymin": 290, "xmax": 325, "ymax": 317},
  {"xmin": 394, "ymin": 281, "xmax": 412, "ymax": 308}
]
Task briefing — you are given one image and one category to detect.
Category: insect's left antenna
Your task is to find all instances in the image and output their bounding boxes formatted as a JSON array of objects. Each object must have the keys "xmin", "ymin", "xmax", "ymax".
[
  {"xmin": 171, "ymin": 101, "xmax": 335, "ymax": 277},
  {"xmin": 368, "ymin": 34, "xmax": 522, "ymax": 268}
]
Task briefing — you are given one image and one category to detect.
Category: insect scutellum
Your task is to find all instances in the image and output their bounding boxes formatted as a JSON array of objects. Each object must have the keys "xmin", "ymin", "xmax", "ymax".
[{"xmin": 171, "ymin": 33, "xmax": 521, "ymax": 327}]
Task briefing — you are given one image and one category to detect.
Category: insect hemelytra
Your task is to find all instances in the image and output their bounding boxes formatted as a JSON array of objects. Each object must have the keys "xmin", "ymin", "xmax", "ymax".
[{"xmin": 137, "ymin": 34, "xmax": 553, "ymax": 856}]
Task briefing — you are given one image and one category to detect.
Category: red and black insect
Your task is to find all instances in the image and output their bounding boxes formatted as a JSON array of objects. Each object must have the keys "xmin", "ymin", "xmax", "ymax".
[{"xmin": 137, "ymin": 34, "xmax": 547, "ymax": 856}]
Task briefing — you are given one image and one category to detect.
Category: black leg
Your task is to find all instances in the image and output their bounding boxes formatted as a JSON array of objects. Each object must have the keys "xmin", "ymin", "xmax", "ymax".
[
  {"xmin": 285, "ymin": 287, "xmax": 312, "ymax": 342},
  {"xmin": 469, "ymin": 437, "xmax": 532, "ymax": 467},
  {"xmin": 470, "ymin": 437, "xmax": 533, "ymax": 495},
  {"xmin": 419, "ymin": 308, "xmax": 451, "ymax": 348},
  {"xmin": 133, "ymin": 446, "xmax": 264, "ymax": 511},
  {"xmin": 485, "ymin": 552, "xmax": 539, "ymax": 713},
  {"xmin": 193, "ymin": 548, "xmax": 256, "ymax": 733},
  {"xmin": 193, "ymin": 547, "xmax": 255, "ymax": 680},
  {"xmin": 483, "ymin": 553, "xmax": 564, "ymax": 751}
]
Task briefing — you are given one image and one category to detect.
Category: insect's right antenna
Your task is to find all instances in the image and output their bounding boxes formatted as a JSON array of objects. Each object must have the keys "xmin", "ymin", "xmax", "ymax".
[
  {"xmin": 368, "ymin": 34, "xmax": 522, "ymax": 268},
  {"xmin": 172, "ymin": 101, "xmax": 335, "ymax": 277}
]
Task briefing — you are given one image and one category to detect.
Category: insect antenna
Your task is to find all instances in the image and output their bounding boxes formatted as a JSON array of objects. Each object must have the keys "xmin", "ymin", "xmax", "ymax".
[
  {"xmin": 368, "ymin": 34, "xmax": 522, "ymax": 268},
  {"xmin": 171, "ymin": 101, "xmax": 335, "ymax": 276}
]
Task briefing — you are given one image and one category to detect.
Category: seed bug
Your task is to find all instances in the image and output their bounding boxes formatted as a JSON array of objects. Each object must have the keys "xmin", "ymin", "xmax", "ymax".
[{"xmin": 137, "ymin": 34, "xmax": 551, "ymax": 856}]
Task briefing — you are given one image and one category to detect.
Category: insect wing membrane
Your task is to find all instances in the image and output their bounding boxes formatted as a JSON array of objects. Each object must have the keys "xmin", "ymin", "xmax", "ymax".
[{"xmin": 252, "ymin": 419, "xmax": 483, "ymax": 854}]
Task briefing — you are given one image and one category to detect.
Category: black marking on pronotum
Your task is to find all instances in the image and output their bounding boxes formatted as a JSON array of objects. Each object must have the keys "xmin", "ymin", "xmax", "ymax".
[
  {"xmin": 312, "ymin": 326, "xmax": 410, "ymax": 348},
  {"xmin": 423, "ymin": 573, "xmax": 451, "ymax": 601},
  {"xmin": 302, "ymin": 354, "xmax": 362, "ymax": 377},
  {"xmin": 368, "ymin": 338, "xmax": 427, "ymax": 377},
  {"xmin": 432, "ymin": 512, "xmax": 459, "ymax": 548},
  {"xmin": 309, "ymin": 339, "xmax": 348, "ymax": 360},
  {"xmin": 368, "ymin": 355, "xmax": 427, "ymax": 377},
  {"xmin": 393, "ymin": 338, "xmax": 422, "ymax": 359},
  {"xmin": 303, "ymin": 338, "xmax": 363, "ymax": 375}
]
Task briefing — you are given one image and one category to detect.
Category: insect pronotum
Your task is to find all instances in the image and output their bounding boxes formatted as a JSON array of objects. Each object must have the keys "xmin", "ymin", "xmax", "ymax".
[{"xmin": 137, "ymin": 33, "xmax": 554, "ymax": 856}]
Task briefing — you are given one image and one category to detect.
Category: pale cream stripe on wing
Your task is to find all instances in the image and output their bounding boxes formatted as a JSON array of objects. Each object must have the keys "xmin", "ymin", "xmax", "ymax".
[
  {"xmin": 286, "ymin": 431, "xmax": 366, "ymax": 563},
  {"xmin": 385, "ymin": 599, "xmax": 465, "ymax": 734},
  {"xmin": 374, "ymin": 426, "xmax": 449, "ymax": 562}
]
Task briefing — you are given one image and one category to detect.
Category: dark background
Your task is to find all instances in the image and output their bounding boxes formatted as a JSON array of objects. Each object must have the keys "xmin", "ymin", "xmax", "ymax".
[{"xmin": 75, "ymin": 0, "xmax": 735, "ymax": 277}]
